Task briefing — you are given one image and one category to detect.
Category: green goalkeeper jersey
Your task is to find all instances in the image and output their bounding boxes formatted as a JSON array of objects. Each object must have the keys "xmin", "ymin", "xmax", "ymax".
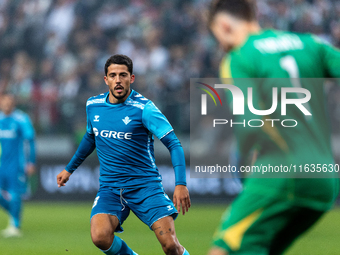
[{"xmin": 220, "ymin": 29, "xmax": 340, "ymax": 210}]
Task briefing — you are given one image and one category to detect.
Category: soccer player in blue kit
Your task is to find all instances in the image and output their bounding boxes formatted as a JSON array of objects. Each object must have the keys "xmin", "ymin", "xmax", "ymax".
[
  {"xmin": 57, "ymin": 55, "xmax": 191, "ymax": 255},
  {"xmin": 0, "ymin": 93, "xmax": 36, "ymax": 238}
]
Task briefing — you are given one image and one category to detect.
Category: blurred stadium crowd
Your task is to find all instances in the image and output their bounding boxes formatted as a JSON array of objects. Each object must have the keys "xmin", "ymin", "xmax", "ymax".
[{"xmin": 0, "ymin": 0, "xmax": 340, "ymax": 136}]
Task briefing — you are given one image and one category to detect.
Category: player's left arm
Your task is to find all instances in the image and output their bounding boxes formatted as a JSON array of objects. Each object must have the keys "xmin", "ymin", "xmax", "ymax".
[
  {"xmin": 161, "ymin": 132, "xmax": 191, "ymax": 215},
  {"xmin": 142, "ymin": 101, "xmax": 191, "ymax": 215},
  {"xmin": 58, "ymin": 101, "xmax": 96, "ymax": 188},
  {"xmin": 21, "ymin": 113, "xmax": 36, "ymax": 176}
]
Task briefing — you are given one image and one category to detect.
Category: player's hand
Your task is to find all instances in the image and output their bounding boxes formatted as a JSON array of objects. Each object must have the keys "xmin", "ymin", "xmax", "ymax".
[
  {"xmin": 173, "ymin": 185, "xmax": 191, "ymax": 215},
  {"xmin": 26, "ymin": 163, "xmax": 36, "ymax": 176},
  {"xmin": 57, "ymin": 169, "xmax": 72, "ymax": 188}
]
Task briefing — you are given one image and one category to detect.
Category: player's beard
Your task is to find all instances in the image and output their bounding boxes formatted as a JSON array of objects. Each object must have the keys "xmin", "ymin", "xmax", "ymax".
[{"xmin": 110, "ymin": 88, "xmax": 129, "ymax": 100}]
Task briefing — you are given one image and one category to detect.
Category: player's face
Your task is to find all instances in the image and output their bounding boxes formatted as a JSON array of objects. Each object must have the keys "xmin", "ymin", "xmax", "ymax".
[
  {"xmin": 210, "ymin": 13, "xmax": 237, "ymax": 52},
  {"xmin": 104, "ymin": 64, "xmax": 135, "ymax": 103},
  {"xmin": 0, "ymin": 95, "xmax": 15, "ymax": 115}
]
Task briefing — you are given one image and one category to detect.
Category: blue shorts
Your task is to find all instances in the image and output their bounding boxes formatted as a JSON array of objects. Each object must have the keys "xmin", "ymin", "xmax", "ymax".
[
  {"xmin": 90, "ymin": 182, "xmax": 178, "ymax": 232},
  {"xmin": 0, "ymin": 170, "xmax": 26, "ymax": 194}
]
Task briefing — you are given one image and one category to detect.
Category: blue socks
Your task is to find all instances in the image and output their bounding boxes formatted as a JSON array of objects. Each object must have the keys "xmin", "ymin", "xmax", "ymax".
[
  {"xmin": 0, "ymin": 190, "xmax": 10, "ymax": 212},
  {"xmin": 9, "ymin": 192, "xmax": 22, "ymax": 228},
  {"xmin": 101, "ymin": 236, "xmax": 137, "ymax": 255},
  {"xmin": 0, "ymin": 190, "xmax": 22, "ymax": 228},
  {"xmin": 101, "ymin": 235, "xmax": 188, "ymax": 255}
]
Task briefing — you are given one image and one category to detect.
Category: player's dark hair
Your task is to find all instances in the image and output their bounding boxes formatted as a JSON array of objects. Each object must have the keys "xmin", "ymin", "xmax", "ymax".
[
  {"xmin": 105, "ymin": 54, "xmax": 133, "ymax": 75},
  {"xmin": 208, "ymin": 0, "xmax": 257, "ymax": 25}
]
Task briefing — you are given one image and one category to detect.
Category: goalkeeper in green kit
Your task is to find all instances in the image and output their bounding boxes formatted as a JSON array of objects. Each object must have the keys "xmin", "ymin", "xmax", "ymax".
[{"xmin": 207, "ymin": 0, "xmax": 340, "ymax": 254}]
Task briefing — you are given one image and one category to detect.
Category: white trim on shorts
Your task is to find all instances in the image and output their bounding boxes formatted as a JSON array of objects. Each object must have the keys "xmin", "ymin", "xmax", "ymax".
[{"xmin": 149, "ymin": 212, "xmax": 178, "ymax": 230}]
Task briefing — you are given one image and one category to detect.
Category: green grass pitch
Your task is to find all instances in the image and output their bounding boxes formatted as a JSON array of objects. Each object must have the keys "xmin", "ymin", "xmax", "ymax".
[{"xmin": 0, "ymin": 202, "xmax": 340, "ymax": 254}]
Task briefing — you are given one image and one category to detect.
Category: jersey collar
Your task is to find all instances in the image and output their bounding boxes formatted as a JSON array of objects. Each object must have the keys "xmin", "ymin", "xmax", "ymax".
[{"xmin": 105, "ymin": 89, "xmax": 135, "ymax": 107}]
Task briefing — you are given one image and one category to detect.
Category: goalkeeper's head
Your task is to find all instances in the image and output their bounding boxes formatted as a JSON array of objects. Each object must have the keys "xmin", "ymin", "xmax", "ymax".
[{"xmin": 208, "ymin": 0, "xmax": 260, "ymax": 52}]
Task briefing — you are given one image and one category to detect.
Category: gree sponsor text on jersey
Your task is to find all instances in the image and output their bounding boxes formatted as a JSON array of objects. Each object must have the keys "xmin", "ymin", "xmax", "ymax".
[{"xmin": 93, "ymin": 127, "xmax": 132, "ymax": 139}]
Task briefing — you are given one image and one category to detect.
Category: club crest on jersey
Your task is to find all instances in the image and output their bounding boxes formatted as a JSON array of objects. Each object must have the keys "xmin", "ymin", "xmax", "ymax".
[
  {"xmin": 93, "ymin": 127, "xmax": 99, "ymax": 136},
  {"xmin": 94, "ymin": 115, "xmax": 100, "ymax": 122},
  {"xmin": 122, "ymin": 116, "xmax": 131, "ymax": 125}
]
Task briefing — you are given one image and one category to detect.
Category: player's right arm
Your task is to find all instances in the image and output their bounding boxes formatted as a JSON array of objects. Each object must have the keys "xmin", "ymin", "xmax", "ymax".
[
  {"xmin": 57, "ymin": 132, "xmax": 96, "ymax": 187},
  {"xmin": 20, "ymin": 113, "xmax": 36, "ymax": 176},
  {"xmin": 57, "ymin": 101, "xmax": 96, "ymax": 188}
]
